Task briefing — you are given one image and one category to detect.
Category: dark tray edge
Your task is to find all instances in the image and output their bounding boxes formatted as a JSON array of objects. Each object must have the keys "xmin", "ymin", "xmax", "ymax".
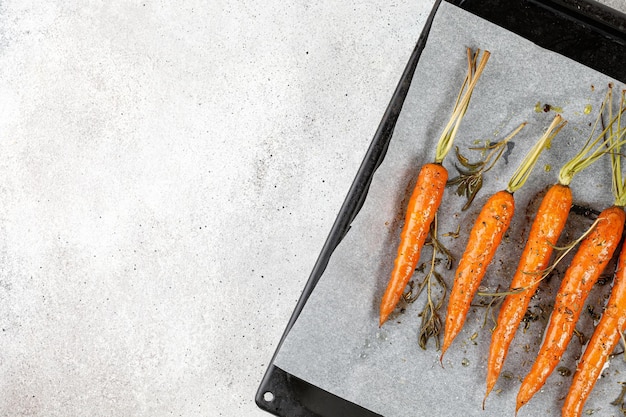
[{"xmin": 255, "ymin": 1, "xmax": 443, "ymax": 415}]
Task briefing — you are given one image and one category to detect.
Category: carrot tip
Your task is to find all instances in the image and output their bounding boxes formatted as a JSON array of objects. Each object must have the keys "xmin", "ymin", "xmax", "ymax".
[
  {"xmin": 483, "ymin": 385, "xmax": 493, "ymax": 410},
  {"xmin": 516, "ymin": 396, "xmax": 526, "ymax": 415}
]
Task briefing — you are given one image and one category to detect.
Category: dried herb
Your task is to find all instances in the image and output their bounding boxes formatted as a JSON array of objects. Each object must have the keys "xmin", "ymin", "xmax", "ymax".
[
  {"xmin": 587, "ymin": 305, "xmax": 601, "ymax": 322},
  {"xmin": 447, "ymin": 123, "xmax": 525, "ymax": 210},
  {"xmin": 403, "ymin": 214, "xmax": 453, "ymax": 350},
  {"xmin": 611, "ymin": 382, "xmax": 626, "ymax": 416},
  {"xmin": 557, "ymin": 366, "xmax": 572, "ymax": 377},
  {"xmin": 473, "ymin": 288, "xmax": 505, "ymax": 331},
  {"xmin": 443, "ymin": 224, "xmax": 460, "ymax": 239},
  {"xmin": 574, "ymin": 328, "xmax": 588, "ymax": 347}
]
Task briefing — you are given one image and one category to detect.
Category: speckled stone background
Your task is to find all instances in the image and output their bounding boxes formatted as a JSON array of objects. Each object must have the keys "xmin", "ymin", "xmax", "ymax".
[{"xmin": 0, "ymin": 1, "xmax": 624, "ymax": 416}]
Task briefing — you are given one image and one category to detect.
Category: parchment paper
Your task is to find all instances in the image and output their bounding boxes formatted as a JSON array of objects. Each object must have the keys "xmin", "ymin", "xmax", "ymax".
[{"xmin": 274, "ymin": 3, "xmax": 625, "ymax": 416}]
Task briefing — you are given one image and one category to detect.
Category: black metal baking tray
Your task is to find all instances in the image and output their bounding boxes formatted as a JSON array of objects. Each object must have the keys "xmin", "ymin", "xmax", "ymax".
[{"xmin": 255, "ymin": 0, "xmax": 626, "ymax": 415}]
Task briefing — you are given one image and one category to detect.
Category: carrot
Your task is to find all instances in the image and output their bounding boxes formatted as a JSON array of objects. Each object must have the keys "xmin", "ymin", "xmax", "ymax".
[
  {"xmin": 484, "ymin": 89, "xmax": 626, "ymax": 406},
  {"xmin": 515, "ymin": 207, "xmax": 625, "ymax": 413},
  {"xmin": 484, "ymin": 183, "xmax": 572, "ymax": 401},
  {"xmin": 561, "ymin": 246, "xmax": 626, "ymax": 417},
  {"xmin": 379, "ymin": 48, "xmax": 490, "ymax": 326},
  {"xmin": 380, "ymin": 162, "xmax": 448, "ymax": 325},
  {"xmin": 440, "ymin": 117, "xmax": 565, "ymax": 360},
  {"xmin": 561, "ymin": 89, "xmax": 626, "ymax": 417},
  {"xmin": 516, "ymin": 90, "xmax": 626, "ymax": 412}
]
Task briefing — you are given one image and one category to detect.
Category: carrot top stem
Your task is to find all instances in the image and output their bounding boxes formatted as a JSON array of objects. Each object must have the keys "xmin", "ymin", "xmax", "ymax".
[
  {"xmin": 434, "ymin": 48, "xmax": 490, "ymax": 164},
  {"xmin": 558, "ymin": 87, "xmax": 626, "ymax": 186},
  {"xmin": 506, "ymin": 114, "xmax": 566, "ymax": 194},
  {"xmin": 611, "ymin": 89, "xmax": 626, "ymax": 207}
]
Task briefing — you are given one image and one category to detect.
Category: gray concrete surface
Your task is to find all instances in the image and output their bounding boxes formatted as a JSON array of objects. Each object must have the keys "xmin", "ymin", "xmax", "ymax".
[{"xmin": 0, "ymin": 1, "xmax": 624, "ymax": 417}]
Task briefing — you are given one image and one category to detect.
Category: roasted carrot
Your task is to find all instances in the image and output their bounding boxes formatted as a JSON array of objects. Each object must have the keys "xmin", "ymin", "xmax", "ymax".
[
  {"xmin": 484, "ymin": 183, "xmax": 571, "ymax": 403},
  {"xmin": 440, "ymin": 117, "xmax": 565, "ymax": 360},
  {"xmin": 379, "ymin": 48, "xmax": 490, "ymax": 326},
  {"xmin": 561, "ymin": 245, "xmax": 626, "ymax": 417},
  {"xmin": 516, "ymin": 91, "xmax": 626, "ymax": 412},
  {"xmin": 515, "ymin": 207, "xmax": 624, "ymax": 413},
  {"xmin": 561, "ymin": 90, "xmax": 626, "ymax": 417},
  {"xmin": 380, "ymin": 163, "xmax": 448, "ymax": 325},
  {"xmin": 484, "ymin": 90, "xmax": 626, "ymax": 405}
]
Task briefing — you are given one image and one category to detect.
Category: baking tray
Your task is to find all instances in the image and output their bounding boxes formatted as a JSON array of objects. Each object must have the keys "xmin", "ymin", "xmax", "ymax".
[{"xmin": 255, "ymin": 0, "xmax": 626, "ymax": 416}]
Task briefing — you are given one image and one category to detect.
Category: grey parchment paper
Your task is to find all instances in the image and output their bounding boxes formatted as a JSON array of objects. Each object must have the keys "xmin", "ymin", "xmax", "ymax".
[{"xmin": 274, "ymin": 3, "xmax": 625, "ymax": 416}]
